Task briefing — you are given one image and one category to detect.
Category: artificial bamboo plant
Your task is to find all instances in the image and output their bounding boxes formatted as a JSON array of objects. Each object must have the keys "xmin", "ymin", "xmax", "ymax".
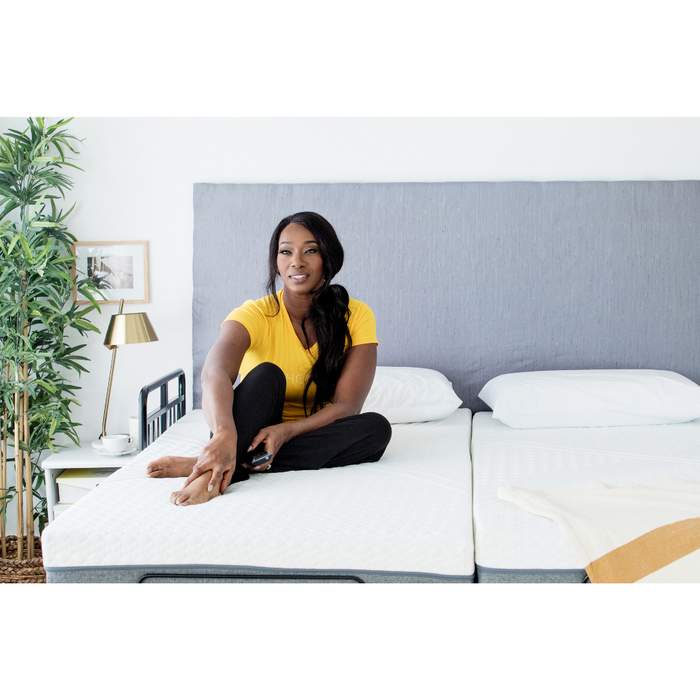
[{"xmin": 0, "ymin": 117, "xmax": 101, "ymax": 562}]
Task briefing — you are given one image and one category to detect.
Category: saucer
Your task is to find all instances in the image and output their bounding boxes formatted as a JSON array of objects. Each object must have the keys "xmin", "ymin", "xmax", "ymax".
[
  {"xmin": 94, "ymin": 445, "xmax": 138, "ymax": 457},
  {"xmin": 92, "ymin": 436, "xmax": 133, "ymax": 450}
]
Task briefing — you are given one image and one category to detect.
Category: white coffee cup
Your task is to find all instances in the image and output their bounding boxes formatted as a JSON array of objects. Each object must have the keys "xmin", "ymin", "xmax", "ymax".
[{"xmin": 102, "ymin": 434, "xmax": 133, "ymax": 454}]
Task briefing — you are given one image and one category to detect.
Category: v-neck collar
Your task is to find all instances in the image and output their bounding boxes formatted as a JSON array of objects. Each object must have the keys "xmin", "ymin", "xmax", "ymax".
[{"xmin": 280, "ymin": 290, "xmax": 317, "ymax": 352}]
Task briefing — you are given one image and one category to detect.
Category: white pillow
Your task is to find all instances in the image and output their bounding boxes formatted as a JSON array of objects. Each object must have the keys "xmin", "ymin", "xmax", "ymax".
[
  {"xmin": 362, "ymin": 366, "xmax": 462, "ymax": 423},
  {"xmin": 478, "ymin": 369, "xmax": 700, "ymax": 429}
]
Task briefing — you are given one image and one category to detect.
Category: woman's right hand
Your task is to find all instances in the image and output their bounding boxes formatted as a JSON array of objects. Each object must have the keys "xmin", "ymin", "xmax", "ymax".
[
  {"xmin": 183, "ymin": 428, "xmax": 238, "ymax": 494},
  {"xmin": 196, "ymin": 320, "xmax": 252, "ymax": 495}
]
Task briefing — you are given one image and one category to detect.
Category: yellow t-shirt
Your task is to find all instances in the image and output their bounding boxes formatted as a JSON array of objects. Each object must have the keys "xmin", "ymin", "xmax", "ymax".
[{"xmin": 223, "ymin": 290, "xmax": 377, "ymax": 422}]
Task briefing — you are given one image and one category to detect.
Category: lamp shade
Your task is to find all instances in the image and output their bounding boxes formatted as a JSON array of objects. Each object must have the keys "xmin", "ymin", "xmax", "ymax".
[{"xmin": 104, "ymin": 312, "xmax": 158, "ymax": 350}]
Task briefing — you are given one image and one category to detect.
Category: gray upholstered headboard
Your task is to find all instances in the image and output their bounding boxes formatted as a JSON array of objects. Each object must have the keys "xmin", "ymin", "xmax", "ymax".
[{"xmin": 193, "ymin": 181, "xmax": 700, "ymax": 412}]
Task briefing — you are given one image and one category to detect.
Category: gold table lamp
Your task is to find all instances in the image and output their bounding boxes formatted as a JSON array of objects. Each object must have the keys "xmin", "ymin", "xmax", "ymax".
[{"xmin": 100, "ymin": 299, "xmax": 158, "ymax": 439}]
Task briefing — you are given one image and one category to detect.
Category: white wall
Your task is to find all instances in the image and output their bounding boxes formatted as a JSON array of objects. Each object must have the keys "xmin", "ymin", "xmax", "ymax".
[{"xmin": 2, "ymin": 117, "xmax": 700, "ymax": 533}]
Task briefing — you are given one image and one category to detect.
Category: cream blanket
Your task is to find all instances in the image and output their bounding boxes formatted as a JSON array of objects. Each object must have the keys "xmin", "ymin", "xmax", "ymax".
[{"xmin": 498, "ymin": 477, "xmax": 700, "ymax": 583}]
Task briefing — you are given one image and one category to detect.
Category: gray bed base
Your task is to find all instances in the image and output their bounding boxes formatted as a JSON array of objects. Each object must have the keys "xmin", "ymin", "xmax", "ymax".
[
  {"xmin": 45, "ymin": 565, "xmax": 474, "ymax": 584},
  {"xmin": 46, "ymin": 564, "xmax": 590, "ymax": 585},
  {"xmin": 46, "ymin": 564, "xmax": 590, "ymax": 583},
  {"xmin": 476, "ymin": 566, "xmax": 588, "ymax": 583}
]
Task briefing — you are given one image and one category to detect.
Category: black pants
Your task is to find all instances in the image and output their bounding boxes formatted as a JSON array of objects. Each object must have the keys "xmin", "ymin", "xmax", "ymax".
[{"xmin": 229, "ymin": 363, "xmax": 392, "ymax": 483}]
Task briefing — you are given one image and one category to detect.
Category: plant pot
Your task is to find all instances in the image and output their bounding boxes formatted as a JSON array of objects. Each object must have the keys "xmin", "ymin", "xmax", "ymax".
[{"xmin": 0, "ymin": 536, "xmax": 46, "ymax": 583}]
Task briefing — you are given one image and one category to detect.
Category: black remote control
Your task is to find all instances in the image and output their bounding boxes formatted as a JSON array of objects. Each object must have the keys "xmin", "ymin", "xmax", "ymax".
[{"xmin": 245, "ymin": 448, "xmax": 272, "ymax": 467}]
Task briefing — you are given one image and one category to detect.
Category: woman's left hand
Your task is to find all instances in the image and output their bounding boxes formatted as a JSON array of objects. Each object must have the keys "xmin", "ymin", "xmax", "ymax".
[{"xmin": 244, "ymin": 423, "xmax": 295, "ymax": 471}]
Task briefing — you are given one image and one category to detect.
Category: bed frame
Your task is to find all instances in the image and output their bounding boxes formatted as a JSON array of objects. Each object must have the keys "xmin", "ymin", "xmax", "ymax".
[
  {"xmin": 43, "ymin": 181, "xmax": 700, "ymax": 584},
  {"xmin": 137, "ymin": 368, "xmax": 187, "ymax": 450}
]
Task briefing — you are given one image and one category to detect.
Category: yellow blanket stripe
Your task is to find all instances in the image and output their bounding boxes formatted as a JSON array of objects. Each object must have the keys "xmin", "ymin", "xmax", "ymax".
[{"xmin": 586, "ymin": 517, "xmax": 700, "ymax": 583}]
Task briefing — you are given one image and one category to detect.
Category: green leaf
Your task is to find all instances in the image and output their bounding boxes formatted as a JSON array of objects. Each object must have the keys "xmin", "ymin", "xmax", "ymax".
[
  {"xmin": 74, "ymin": 319, "xmax": 100, "ymax": 333},
  {"xmin": 18, "ymin": 232, "xmax": 33, "ymax": 259},
  {"xmin": 28, "ymin": 221, "xmax": 60, "ymax": 228},
  {"xmin": 0, "ymin": 199, "xmax": 19, "ymax": 220},
  {"xmin": 44, "ymin": 265, "xmax": 74, "ymax": 285},
  {"xmin": 56, "ymin": 201, "xmax": 76, "ymax": 222},
  {"xmin": 57, "ymin": 161, "xmax": 84, "ymax": 172},
  {"xmin": 30, "ymin": 192, "xmax": 47, "ymax": 220},
  {"xmin": 76, "ymin": 285, "xmax": 102, "ymax": 307},
  {"xmin": 46, "ymin": 118, "xmax": 74, "ymax": 132},
  {"xmin": 37, "ymin": 380, "xmax": 57, "ymax": 394},
  {"xmin": 7, "ymin": 232, "xmax": 21, "ymax": 253}
]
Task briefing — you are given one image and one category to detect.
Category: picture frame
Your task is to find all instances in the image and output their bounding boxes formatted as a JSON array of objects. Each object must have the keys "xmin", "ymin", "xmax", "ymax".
[{"xmin": 73, "ymin": 241, "xmax": 150, "ymax": 305}]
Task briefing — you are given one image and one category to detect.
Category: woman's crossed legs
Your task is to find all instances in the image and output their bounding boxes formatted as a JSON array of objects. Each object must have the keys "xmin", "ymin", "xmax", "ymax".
[{"xmin": 147, "ymin": 363, "xmax": 392, "ymax": 505}]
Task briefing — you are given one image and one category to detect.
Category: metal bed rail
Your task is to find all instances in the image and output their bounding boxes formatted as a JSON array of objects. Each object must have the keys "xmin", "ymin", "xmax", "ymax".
[{"xmin": 138, "ymin": 369, "xmax": 187, "ymax": 450}]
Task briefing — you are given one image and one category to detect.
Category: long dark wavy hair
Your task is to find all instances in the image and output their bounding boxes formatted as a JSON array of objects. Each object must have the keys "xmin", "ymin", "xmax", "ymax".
[{"xmin": 265, "ymin": 212, "xmax": 352, "ymax": 415}]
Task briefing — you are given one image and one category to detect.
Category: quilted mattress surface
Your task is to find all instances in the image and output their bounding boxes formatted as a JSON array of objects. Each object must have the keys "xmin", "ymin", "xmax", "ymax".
[
  {"xmin": 42, "ymin": 409, "xmax": 474, "ymax": 577},
  {"xmin": 472, "ymin": 411, "xmax": 700, "ymax": 571}
]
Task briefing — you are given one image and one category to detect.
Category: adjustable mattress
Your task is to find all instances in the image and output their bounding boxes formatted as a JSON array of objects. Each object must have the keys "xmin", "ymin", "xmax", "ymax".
[
  {"xmin": 42, "ymin": 409, "xmax": 474, "ymax": 583},
  {"xmin": 471, "ymin": 411, "xmax": 700, "ymax": 582}
]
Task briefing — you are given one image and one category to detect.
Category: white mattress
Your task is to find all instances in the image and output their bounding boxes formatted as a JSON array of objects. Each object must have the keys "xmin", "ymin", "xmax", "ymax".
[
  {"xmin": 472, "ymin": 411, "xmax": 700, "ymax": 571},
  {"xmin": 42, "ymin": 409, "xmax": 473, "ymax": 577}
]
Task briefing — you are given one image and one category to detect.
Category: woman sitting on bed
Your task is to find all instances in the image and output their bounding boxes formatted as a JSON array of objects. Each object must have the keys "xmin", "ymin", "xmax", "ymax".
[{"xmin": 147, "ymin": 211, "xmax": 392, "ymax": 506}]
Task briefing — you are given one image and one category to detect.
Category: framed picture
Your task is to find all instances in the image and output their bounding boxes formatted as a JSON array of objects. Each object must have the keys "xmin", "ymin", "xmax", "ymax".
[{"xmin": 73, "ymin": 241, "xmax": 149, "ymax": 305}]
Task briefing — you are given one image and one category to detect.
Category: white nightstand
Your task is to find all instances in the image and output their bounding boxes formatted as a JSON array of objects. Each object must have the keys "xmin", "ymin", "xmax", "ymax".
[{"xmin": 42, "ymin": 444, "xmax": 138, "ymax": 523}]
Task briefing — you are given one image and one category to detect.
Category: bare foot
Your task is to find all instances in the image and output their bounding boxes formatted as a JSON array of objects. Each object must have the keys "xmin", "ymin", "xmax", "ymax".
[
  {"xmin": 170, "ymin": 471, "xmax": 221, "ymax": 507},
  {"xmin": 147, "ymin": 455, "xmax": 197, "ymax": 478}
]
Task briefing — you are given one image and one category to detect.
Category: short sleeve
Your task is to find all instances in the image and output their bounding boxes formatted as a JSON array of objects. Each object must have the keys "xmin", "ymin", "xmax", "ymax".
[
  {"xmin": 348, "ymin": 300, "xmax": 378, "ymax": 346},
  {"xmin": 223, "ymin": 300, "xmax": 267, "ymax": 352}
]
